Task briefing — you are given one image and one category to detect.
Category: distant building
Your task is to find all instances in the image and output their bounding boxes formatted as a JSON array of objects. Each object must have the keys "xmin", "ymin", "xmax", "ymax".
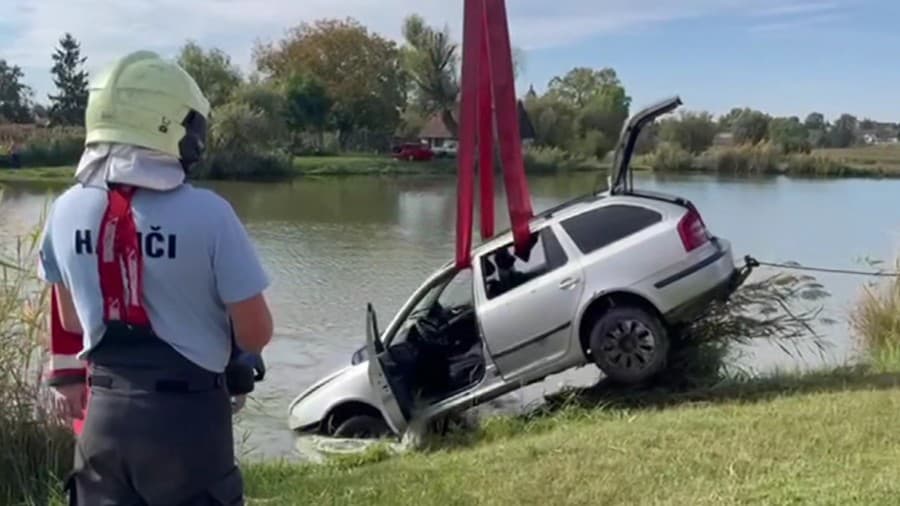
[
  {"xmin": 862, "ymin": 131, "xmax": 899, "ymax": 145},
  {"xmin": 712, "ymin": 132, "xmax": 735, "ymax": 147},
  {"xmin": 418, "ymin": 100, "xmax": 537, "ymax": 153}
]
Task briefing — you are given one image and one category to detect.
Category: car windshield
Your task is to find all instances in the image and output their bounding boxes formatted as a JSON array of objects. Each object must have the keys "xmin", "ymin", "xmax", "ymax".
[
  {"xmin": 437, "ymin": 269, "xmax": 474, "ymax": 308},
  {"xmin": 409, "ymin": 268, "xmax": 473, "ymax": 317}
]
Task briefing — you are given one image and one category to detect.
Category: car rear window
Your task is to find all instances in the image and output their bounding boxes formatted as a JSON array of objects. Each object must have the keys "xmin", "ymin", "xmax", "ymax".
[{"xmin": 561, "ymin": 205, "xmax": 662, "ymax": 254}]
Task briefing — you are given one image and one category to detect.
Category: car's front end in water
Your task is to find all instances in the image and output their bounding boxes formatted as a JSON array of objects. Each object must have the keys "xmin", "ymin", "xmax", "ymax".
[{"xmin": 287, "ymin": 362, "xmax": 377, "ymax": 433}]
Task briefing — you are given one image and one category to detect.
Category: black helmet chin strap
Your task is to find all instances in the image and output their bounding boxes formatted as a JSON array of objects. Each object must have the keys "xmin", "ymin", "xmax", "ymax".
[{"xmin": 178, "ymin": 110, "xmax": 208, "ymax": 171}]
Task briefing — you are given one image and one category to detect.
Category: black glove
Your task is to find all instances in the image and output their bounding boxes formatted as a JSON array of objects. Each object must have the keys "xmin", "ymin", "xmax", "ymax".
[
  {"xmin": 236, "ymin": 351, "xmax": 266, "ymax": 382},
  {"xmin": 225, "ymin": 319, "xmax": 266, "ymax": 394},
  {"xmin": 225, "ymin": 351, "xmax": 266, "ymax": 395}
]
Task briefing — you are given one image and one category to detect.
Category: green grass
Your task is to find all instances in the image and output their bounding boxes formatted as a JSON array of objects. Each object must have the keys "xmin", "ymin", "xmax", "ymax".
[
  {"xmin": 242, "ymin": 367, "xmax": 900, "ymax": 505},
  {"xmin": 0, "ymin": 166, "xmax": 73, "ymax": 184},
  {"xmin": 292, "ymin": 155, "xmax": 458, "ymax": 176}
]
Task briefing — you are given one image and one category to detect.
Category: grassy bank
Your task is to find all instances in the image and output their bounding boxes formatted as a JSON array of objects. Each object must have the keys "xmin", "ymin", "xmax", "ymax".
[
  {"xmin": 245, "ymin": 371, "xmax": 900, "ymax": 505},
  {"xmin": 640, "ymin": 143, "xmax": 900, "ymax": 178},
  {"xmin": 239, "ymin": 262, "xmax": 900, "ymax": 505},
  {"xmin": 813, "ymin": 145, "xmax": 900, "ymax": 177},
  {"xmin": 292, "ymin": 155, "xmax": 457, "ymax": 175},
  {"xmin": 0, "ymin": 148, "xmax": 607, "ymax": 184},
  {"xmin": 0, "ymin": 166, "xmax": 73, "ymax": 184}
]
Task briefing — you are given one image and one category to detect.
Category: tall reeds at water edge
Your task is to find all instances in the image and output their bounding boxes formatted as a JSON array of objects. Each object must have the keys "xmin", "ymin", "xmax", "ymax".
[
  {"xmin": 0, "ymin": 213, "xmax": 74, "ymax": 506},
  {"xmin": 851, "ymin": 260, "xmax": 900, "ymax": 372}
]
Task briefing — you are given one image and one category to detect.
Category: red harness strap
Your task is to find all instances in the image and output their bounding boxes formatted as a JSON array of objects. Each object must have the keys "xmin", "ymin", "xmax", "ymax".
[
  {"xmin": 47, "ymin": 185, "xmax": 148, "ymax": 436},
  {"xmin": 97, "ymin": 186, "xmax": 150, "ymax": 326}
]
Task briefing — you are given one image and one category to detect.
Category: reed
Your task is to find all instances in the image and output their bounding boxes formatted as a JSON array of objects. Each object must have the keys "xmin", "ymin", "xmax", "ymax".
[{"xmin": 0, "ymin": 216, "xmax": 74, "ymax": 506}]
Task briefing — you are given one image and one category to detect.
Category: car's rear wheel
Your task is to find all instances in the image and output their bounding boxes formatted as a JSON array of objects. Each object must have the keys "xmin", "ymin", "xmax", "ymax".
[
  {"xmin": 332, "ymin": 415, "xmax": 391, "ymax": 439},
  {"xmin": 588, "ymin": 306, "xmax": 669, "ymax": 384}
]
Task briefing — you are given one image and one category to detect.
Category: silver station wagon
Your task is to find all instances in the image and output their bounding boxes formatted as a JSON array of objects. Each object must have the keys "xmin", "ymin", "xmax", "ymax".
[{"xmin": 288, "ymin": 97, "xmax": 755, "ymax": 439}]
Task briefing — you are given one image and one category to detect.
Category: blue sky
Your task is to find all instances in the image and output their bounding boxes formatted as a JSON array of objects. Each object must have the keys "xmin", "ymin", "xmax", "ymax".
[{"xmin": 1, "ymin": 0, "xmax": 896, "ymax": 122}]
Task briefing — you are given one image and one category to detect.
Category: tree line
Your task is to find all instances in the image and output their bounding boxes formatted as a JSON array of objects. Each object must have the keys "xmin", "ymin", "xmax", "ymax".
[
  {"xmin": 1, "ymin": 33, "xmax": 88, "ymax": 126},
  {"xmin": 1, "ymin": 18, "xmax": 896, "ymax": 175}
]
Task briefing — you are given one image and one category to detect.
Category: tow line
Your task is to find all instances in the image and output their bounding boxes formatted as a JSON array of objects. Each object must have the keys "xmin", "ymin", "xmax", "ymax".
[{"xmin": 743, "ymin": 255, "xmax": 899, "ymax": 278}]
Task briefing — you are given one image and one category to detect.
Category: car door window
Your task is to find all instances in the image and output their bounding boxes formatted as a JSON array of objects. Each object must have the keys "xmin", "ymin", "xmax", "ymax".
[
  {"xmin": 561, "ymin": 205, "xmax": 662, "ymax": 254},
  {"xmin": 481, "ymin": 228, "xmax": 568, "ymax": 300}
]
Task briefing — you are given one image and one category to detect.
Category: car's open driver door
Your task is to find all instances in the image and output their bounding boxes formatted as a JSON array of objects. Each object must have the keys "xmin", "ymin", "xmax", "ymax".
[{"xmin": 365, "ymin": 303, "xmax": 411, "ymax": 435}]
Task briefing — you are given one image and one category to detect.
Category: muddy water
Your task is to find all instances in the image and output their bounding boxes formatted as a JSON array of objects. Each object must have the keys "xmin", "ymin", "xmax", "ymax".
[{"xmin": 1, "ymin": 172, "xmax": 898, "ymax": 459}]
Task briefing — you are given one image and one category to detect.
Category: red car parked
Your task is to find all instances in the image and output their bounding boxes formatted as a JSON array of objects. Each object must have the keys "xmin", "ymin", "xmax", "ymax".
[{"xmin": 391, "ymin": 143, "xmax": 435, "ymax": 161}]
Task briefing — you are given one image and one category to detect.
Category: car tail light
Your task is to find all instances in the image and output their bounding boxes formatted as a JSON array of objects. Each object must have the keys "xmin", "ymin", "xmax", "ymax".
[{"xmin": 677, "ymin": 204, "xmax": 710, "ymax": 252}]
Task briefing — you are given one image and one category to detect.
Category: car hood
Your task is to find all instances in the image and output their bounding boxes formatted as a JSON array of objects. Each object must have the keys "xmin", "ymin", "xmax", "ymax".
[
  {"xmin": 287, "ymin": 361, "xmax": 378, "ymax": 432},
  {"xmin": 292, "ymin": 365, "xmax": 354, "ymax": 405}
]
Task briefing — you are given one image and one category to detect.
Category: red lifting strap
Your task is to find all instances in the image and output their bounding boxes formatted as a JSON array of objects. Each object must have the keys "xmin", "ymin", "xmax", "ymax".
[
  {"xmin": 97, "ymin": 186, "xmax": 150, "ymax": 326},
  {"xmin": 456, "ymin": 0, "xmax": 534, "ymax": 269}
]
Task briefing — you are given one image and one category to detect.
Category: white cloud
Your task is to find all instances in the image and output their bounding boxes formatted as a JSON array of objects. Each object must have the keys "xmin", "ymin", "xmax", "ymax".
[
  {"xmin": 3, "ymin": 0, "xmax": 842, "ymax": 98},
  {"xmin": 748, "ymin": 13, "xmax": 843, "ymax": 32},
  {"xmin": 750, "ymin": 1, "xmax": 842, "ymax": 17}
]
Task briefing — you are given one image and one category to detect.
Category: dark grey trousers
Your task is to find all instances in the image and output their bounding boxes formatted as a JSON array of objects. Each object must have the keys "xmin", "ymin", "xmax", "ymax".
[{"xmin": 66, "ymin": 333, "xmax": 244, "ymax": 505}]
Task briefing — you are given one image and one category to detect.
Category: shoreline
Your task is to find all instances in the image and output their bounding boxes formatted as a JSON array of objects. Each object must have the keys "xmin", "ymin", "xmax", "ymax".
[{"xmin": 3, "ymin": 158, "xmax": 900, "ymax": 186}]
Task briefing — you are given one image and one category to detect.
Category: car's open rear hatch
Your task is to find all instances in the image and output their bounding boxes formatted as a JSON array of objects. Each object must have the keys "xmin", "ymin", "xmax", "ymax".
[{"xmin": 606, "ymin": 96, "xmax": 683, "ymax": 196}]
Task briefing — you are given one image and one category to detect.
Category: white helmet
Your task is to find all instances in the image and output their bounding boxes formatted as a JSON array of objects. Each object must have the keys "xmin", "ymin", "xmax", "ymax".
[{"xmin": 84, "ymin": 50, "xmax": 211, "ymax": 169}]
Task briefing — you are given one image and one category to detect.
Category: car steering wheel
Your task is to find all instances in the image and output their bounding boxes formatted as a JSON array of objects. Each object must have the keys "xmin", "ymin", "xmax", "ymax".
[{"xmin": 415, "ymin": 317, "xmax": 442, "ymax": 342}]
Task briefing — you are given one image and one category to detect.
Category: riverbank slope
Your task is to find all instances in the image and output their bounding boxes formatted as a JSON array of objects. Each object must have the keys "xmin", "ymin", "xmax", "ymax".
[{"xmin": 244, "ymin": 369, "xmax": 900, "ymax": 505}]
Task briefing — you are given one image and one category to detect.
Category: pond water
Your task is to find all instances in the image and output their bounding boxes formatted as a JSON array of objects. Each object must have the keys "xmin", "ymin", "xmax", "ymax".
[{"xmin": 1, "ymin": 172, "xmax": 898, "ymax": 459}]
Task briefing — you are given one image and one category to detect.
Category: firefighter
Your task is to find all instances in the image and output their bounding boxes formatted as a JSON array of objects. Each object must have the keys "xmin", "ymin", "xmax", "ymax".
[{"xmin": 38, "ymin": 50, "xmax": 273, "ymax": 505}]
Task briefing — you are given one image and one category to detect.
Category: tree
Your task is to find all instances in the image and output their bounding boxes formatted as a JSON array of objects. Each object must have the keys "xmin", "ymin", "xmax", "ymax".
[
  {"xmin": 283, "ymin": 72, "xmax": 332, "ymax": 149},
  {"xmin": 523, "ymin": 93, "xmax": 577, "ymax": 148},
  {"xmin": 547, "ymin": 67, "xmax": 626, "ymax": 108},
  {"xmin": 254, "ymin": 18, "xmax": 406, "ymax": 143},
  {"xmin": 47, "ymin": 33, "xmax": 89, "ymax": 125},
  {"xmin": 718, "ymin": 107, "xmax": 745, "ymax": 130},
  {"xmin": 768, "ymin": 116, "xmax": 810, "ymax": 153},
  {"xmin": 828, "ymin": 114, "xmax": 858, "ymax": 148},
  {"xmin": 541, "ymin": 67, "xmax": 631, "ymax": 159},
  {"xmin": 0, "ymin": 60, "xmax": 32, "ymax": 123},
  {"xmin": 573, "ymin": 86, "xmax": 630, "ymax": 158},
  {"xmin": 659, "ymin": 111, "xmax": 718, "ymax": 154},
  {"xmin": 730, "ymin": 108, "xmax": 771, "ymax": 145},
  {"xmin": 401, "ymin": 14, "xmax": 459, "ymax": 135},
  {"xmin": 177, "ymin": 41, "xmax": 242, "ymax": 109},
  {"xmin": 804, "ymin": 112, "xmax": 826, "ymax": 131},
  {"xmin": 232, "ymin": 81, "xmax": 289, "ymax": 143}
]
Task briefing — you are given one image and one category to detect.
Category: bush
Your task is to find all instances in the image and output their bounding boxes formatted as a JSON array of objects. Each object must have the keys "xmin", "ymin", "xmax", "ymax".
[
  {"xmin": 645, "ymin": 142, "xmax": 694, "ymax": 172},
  {"xmin": 696, "ymin": 142, "xmax": 781, "ymax": 174},
  {"xmin": 569, "ymin": 130, "xmax": 613, "ymax": 160},
  {"xmin": 1, "ymin": 126, "xmax": 85, "ymax": 167},
  {"xmin": 193, "ymin": 149, "xmax": 293, "ymax": 181},
  {"xmin": 523, "ymin": 145, "xmax": 603, "ymax": 173},
  {"xmin": 194, "ymin": 100, "xmax": 293, "ymax": 181},
  {"xmin": 784, "ymin": 154, "xmax": 845, "ymax": 176}
]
